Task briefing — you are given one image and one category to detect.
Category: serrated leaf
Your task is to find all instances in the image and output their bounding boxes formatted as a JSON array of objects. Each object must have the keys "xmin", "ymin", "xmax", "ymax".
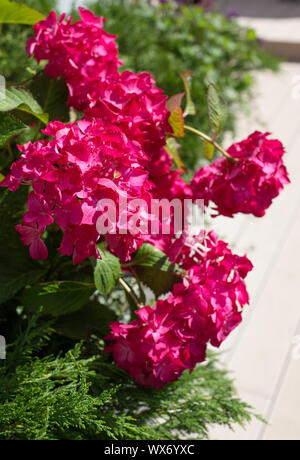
[
  {"xmin": 21, "ymin": 281, "xmax": 95, "ymax": 317},
  {"xmin": 0, "ymin": 87, "xmax": 48, "ymax": 124},
  {"xmin": 0, "ymin": 0, "xmax": 45, "ymax": 24},
  {"xmin": 168, "ymin": 108, "xmax": 185, "ymax": 138},
  {"xmin": 94, "ymin": 244, "xmax": 122, "ymax": 296},
  {"xmin": 165, "ymin": 137, "xmax": 186, "ymax": 173},
  {"xmin": 203, "ymin": 141, "xmax": 215, "ymax": 160},
  {"xmin": 207, "ymin": 83, "xmax": 227, "ymax": 138},
  {"xmin": 29, "ymin": 74, "xmax": 69, "ymax": 123},
  {"xmin": 133, "ymin": 242, "xmax": 176, "ymax": 272},
  {"xmin": 53, "ymin": 300, "xmax": 117, "ymax": 339},
  {"xmin": 0, "ymin": 112, "xmax": 26, "ymax": 144},
  {"xmin": 179, "ymin": 70, "xmax": 196, "ymax": 117}
]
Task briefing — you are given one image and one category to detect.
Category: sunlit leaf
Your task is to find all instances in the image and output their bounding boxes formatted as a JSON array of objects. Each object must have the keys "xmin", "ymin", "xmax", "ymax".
[
  {"xmin": 203, "ymin": 141, "xmax": 215, "ymax": 160},
  {"xmin": 165, "ymin": 137, "xmax": 186, "ymax": 173},
  {"xmin": 168, "ymin": 108, "xmax": 185, "ymax": 138},
  {"xmin": 133, "ymin": 242, "xmax": 175, "ymax": 272},
  {"xmin": 179, "ymin": 70, "xmax": 196, "ymax": 117},
  {"xmin": 94, "ymin": 243, "xmax": 122, "ymax": 296},
  {"xmin": 0, "ymin": 87, "xmax": 48, "ymax": 124},
  {"xmin": 0, "ymin": 0, "xmax": 45, "ymax": 24},
  {"xmin": 207, "ymin": 83, "xmax": 227, "ymax": 138}
]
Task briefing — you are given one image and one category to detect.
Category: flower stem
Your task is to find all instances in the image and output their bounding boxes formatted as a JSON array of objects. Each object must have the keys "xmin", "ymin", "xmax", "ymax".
[
  {"xmin": 184, "ymin": 125, "xmax": 237, "ymax": 163},
  {"xmin": 119, "ymin": 277, "xmax": 141, "ymax": 308}
]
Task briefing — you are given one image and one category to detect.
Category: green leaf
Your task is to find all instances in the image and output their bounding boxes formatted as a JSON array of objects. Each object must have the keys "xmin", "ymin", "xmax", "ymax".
[
  {"xmin": 29, "ymin": 74, "xmax": 69, "ymax": 123},
  {"xmin": 135, "ymin": 266, "xmax": 181, "ymax": 298},
  {"xmin": 0, "ymin": 186, "xmax": 28, "ymax": 241},
  {"xmin": 0, "ymin": 0, "xmax": 45, "ymax": 24},
  {"xmin": 0, "ymin": 245, "xmax": 46, "ymax": 305},
  {"xmin": 168, "ymin": 108, "xmax": 185, "ymax": 138},
  {"xmin": 0, "ymin": 263, "xmax": 46, "ymax": 305},
  {"xmin": 53, "ymin": 300, "xmax": 117, "ymax": 339},
  {"xmin": 179, "ymin": 71, "xmax": 196, "ymax": 117},
  {"xmin": 247, "ymin": 29, "xmax": 257, "ymax": 41},
  {"xmin": 207, "ymin": 83, "xmax": 227, "ymax": 138},
  {"xmin": 21, "ymin": 281, "xmax": 95, "ymax": 317},
  {"xmin": 203, "ymin": 141, "xmax": 215, "ymax": 160},
  {"xmin": 0, "ymin": 187, "xmax": 46, "ymax": 305},
  {"xmin": 0, "ymin": 112, "xmax": 26, "ymax": 144},
  {"xmin": 165, "ymin": 137, "xmax": 186, "ymax": 173},
  {"xmin": 133, "ymin": 242, "xmax": 175, "ymax": 272},
  {"xmin": 132, "ymin": 243, "xmax": 180, "ymax": 297},
  {"xmin": 94, "ymin": 244, "xmax": 122, "ymax": 296},
  {"xmin": 0, "ymin": 87, "xmax": 48, "ymax": 124}
]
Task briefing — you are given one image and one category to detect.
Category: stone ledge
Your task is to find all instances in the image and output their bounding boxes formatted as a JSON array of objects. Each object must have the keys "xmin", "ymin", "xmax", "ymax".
[{"xmin": 237, "ymin": 17, "xmax": 300, "ymax": 62}]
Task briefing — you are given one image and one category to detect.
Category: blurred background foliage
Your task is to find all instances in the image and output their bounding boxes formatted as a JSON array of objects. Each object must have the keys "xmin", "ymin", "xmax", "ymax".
[{"xmin": 0, "ymin": 0, "xmax": 58, "ymax": 81}]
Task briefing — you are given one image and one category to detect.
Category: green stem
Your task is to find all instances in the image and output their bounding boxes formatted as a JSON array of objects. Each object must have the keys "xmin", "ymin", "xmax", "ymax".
[
  {"xmin": 184, "ymin": 125, "xmax": 237, "ymax": 163},
  {"xmin": 121, "ymin": 261, "xmax": 135, "ymax": 269},
  {"xmin": 119, "ymin": 278, "xmax": 141, "ymax": 308}
]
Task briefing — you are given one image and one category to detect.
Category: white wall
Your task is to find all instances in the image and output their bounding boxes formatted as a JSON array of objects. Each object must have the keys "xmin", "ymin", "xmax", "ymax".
[{"xmin": 58, "ymin": 0, "xmax": 85, "ymax": 13}]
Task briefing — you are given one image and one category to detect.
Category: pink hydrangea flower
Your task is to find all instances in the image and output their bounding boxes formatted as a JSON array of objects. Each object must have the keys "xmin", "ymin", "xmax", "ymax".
[
  {"xmin": 106, "ymin": 230, "xmax": 253, "ymax": 388},
  {"xmin": 167, "ymin": 230, "xmax": 253, "ymax": 346},
  {"xmin": 105, "ymin": 301, "xmax": 207, "ymax": 389},
  {"xmin": 192, "ymin": 132, "xmax": 290, "ymax": 217},
  {"xmin": 15, "ymin": 223, "xmax": 48, "ymax": 260},
  {"xmin": 1, "ymin": 118, "xmax": 155, "ymax": 263},
  {"xmin": 26, "ymin": 9, "xmax": 171, "ymax": 156},
  {"xmin": 85, "ymin": 71, "xmax": 171, "ymax": 157},
  {"xmin": 26, "ymin": 8, "xmax": 122, "ymax": 110},
  {"xmin": 149, "ymin": 148, "xmax": 192, "ymax": 201}
]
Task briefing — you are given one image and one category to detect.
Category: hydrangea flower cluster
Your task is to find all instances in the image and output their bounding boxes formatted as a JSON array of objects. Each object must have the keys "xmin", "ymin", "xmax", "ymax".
[
  {"xmin": 105, "ymin": 301, "xmax": 207, "ymax": 389},
  {"xmin": 26, "ymin": 8, "xmax": 122, "ymax": 111},
  {"xmin": 106, "ymin": 231, "xmax": 253, "ymax": 388},
  {"xmin": 3, "ymin": 8, "xmax": 190, "ymax": 263},
  {"xmin": 26, "ymin": 8, "xmax": 171, "ymax": 158},
  {"xmin": 22, "ymin": 8, "xmax": 190, "ymax": 250},
  {"xmin": 192, "ymin": 131, "xmax": 290, "ymax": 217},
  {"xmin": 2, "ymin": 119, "xmax": 154, "ymax": 263}
]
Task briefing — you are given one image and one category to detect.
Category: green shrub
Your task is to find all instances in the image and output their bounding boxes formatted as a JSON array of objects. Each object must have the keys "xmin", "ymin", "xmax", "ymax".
[{"xmin": 0, "ymin": 315, "xmax": 255, "ymax": 440}]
